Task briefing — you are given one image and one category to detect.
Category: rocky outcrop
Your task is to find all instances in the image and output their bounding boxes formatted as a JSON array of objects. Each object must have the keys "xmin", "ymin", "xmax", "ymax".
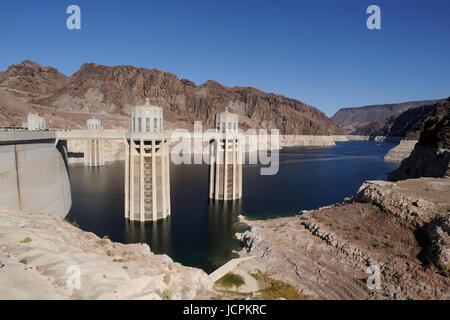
[
  {"xmin": 0, "ymin": 61, "xmax": 341, "ymax": 135},
  {"xmin": 384, "ymin": 140, "xmax": 418, "ymax": 162},
  {"xmin": 352, "ymin": 179, "xmax": 449, "ymax": 228},
  {"xmin": 388, "ymin": 146, "xmax": 449, "ymax": 181},
  {"xmin": 0, "ymin": 60, "xmax": 68, "ymax": 94},
  {"xmin": 0, "ymin": 209, "xmax": 213, "ymax": 299},
  {"xmin": 236, "ymin": 177, "xmax": 450, "ymax": 299},
  {"xmin": 332, "ymin": 100, "xmax": 439, "ymax": 134},
  {"xmin": 388, "ymin": 99, "xmax": 450, "ymax": 181},
  {"xmin": 427, "ymin": 216, "xmax": 450, "ymax": 275}
]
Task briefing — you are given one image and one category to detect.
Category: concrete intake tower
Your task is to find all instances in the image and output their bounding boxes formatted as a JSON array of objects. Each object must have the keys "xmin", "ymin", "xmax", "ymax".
[
  {"xmin": 209, "ymin": 107, "xmax": 242, "ymax": 200},
  {"xmin": 84, "ymin": 117, "xmax": 104, "ymax": 167},
  {"xmin": 125, "ymin": 98, "xmax": 171, "ymax": 221}
]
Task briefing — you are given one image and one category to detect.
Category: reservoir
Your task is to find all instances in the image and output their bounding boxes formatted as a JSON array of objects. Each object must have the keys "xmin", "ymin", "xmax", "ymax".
[{"xmin": 66, "ymin": 141, "xmax": 398, "ymax": 273}]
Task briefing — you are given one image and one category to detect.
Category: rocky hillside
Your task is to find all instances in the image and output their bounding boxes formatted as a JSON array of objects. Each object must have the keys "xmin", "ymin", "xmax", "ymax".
[
  {"xmin": 234, "ymin": 177, "xmax": 450, "ymax": 299},
  {"xmin": 355, "ymin": 103, "xmax": 440, "ymax": 139},
  {"xmin": 0, "ymin": 208, "xmax": 213, "ymax": 299},
  {"xmin": 0, "ymin": 61, "xmax": 341, "ymax": 135},
  {"xmin": 332, "ymin": 100, "xmax": 439, "ymax": 134},
  {"xmin": 388, "ymin": 98, "xmax": 450, "ymax": 181},
  {"xmin": 0, "ymin": 60, "xmax": 68, "ymax": 94}
]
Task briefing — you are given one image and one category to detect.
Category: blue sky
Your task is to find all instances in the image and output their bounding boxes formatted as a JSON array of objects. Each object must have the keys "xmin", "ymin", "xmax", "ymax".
[{"xmin": 0, "ymin": 0, "xmax": 449, "ymax": 116}]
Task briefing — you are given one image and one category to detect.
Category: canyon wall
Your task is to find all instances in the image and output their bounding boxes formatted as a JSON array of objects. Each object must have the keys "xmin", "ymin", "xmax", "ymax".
[{"xmin": 388, "ymin": 99, "xmax": 450, "ymax": 181}]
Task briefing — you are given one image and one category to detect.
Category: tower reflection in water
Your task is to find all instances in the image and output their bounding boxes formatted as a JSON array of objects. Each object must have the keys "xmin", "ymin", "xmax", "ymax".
[
  {"xmin": 122, "ymin": 194, "xmax": 246, "ymax": 273},
  {"xmin": 124, "ymin": 215, "xmax": 172, "ymax": 254},
  {"xmin": 68, "ymin": 142, "xmax": 399, "ymax": 273},
  {"xmin": 207, "ymin": 199, "xmax": 244, "ymax": 262}
]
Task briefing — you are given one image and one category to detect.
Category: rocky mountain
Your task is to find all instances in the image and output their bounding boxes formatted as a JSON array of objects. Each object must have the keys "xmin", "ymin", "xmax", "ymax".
[
  {"xmin": 332, "ymin": 100, "xmax": 439, "ymax": 134},
  {"xmin": 0, "ymin": 60, "xmax": 68, "ymax": 94},
  {"xmin": 388, "ymin": 98, "xmax": 450, "ymax": 181},
  {"xmin": 0, "ymin": 61, "xmax": 341, "ymax": 135}
]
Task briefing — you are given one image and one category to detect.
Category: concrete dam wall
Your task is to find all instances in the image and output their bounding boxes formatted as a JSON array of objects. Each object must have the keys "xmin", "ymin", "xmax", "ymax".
[{"xmin": 0, "ymin": 143, "xmax": 71, "ymax": 218}]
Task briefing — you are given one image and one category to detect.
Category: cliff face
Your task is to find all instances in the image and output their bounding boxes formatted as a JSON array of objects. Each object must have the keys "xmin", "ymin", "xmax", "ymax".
[
  {"xmin": 384, "ymin": 139, "xmax": 418, "ymax": 163},
  {"xmin": 0, "ymin": 61, "xmax": 341, "ymax": 135},
  {"xmin": 388, "ymin": 99, "xmax": 450, "ymax": 181},
  {"xmin": 332, "ymin": 100, "xmax": 439, "ymax": 134}
]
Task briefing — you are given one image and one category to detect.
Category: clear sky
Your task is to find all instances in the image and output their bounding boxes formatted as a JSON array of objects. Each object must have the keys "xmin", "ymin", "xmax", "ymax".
[{"xmin": 0, "ymin": 0, "xmax": 449, "ymax": 116}]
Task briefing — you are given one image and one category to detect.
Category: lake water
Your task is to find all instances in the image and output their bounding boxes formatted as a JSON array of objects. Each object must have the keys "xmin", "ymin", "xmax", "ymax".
[{"xmin": 65, "ymin": 141, "xmax": 398, "ymax": 273}]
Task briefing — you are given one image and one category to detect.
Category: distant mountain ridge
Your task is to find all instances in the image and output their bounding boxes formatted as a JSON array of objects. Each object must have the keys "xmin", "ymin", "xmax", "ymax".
[
  {"xmin": 354, "ymin": 103, "xmax": 441, "ymax": 139},
  {"xmin": 0, "ymin": 60, "xmax": 341, "ymax": 135},
  {"xmin": 332, "ymin": 100, "xmax": 440, "ymax": 134}
]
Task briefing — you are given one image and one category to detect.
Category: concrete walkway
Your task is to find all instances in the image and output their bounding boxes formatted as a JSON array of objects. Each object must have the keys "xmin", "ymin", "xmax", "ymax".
[{"xmin": 208, "ymin": 256, "xmax": 255, "ymax": 283}]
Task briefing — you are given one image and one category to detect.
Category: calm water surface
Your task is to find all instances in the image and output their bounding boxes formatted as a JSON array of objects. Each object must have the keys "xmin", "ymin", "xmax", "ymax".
[{"xmin": 66, "ymin": 141, "xmax": 398, "ymax": 273}]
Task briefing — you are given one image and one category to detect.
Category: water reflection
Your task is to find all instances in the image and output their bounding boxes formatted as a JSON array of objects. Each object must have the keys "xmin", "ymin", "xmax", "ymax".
[
  {"xmin": 207, "ymin": 199, "xmax": 243, "ymax": 262},
  {"xmin": 124, "ymin": 217, "xmax": 172, "ymax": 253},
  {"xmin": 67, "ymin": 141, "xmax": 399, "ymax": 272}
]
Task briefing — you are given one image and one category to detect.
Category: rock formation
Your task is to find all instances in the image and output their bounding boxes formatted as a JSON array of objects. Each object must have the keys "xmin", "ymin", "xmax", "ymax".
[
  {"xmin": 0, "ymin": 209, "xmax": 213, "ymax": 299},
  {"xmin": 388, "ymin": 98, "xmax": 450, "ymax": 181},
  {"xmin": 426, "ymin": 216, "xmax": 450, "ymax": 276},
  {"xmin": 236, "ymin": 177, "xmax": 450, "ymax": 299},
  {"xmin": 384, "ymin": 139, "xmax": 418, "ymax": 162},
  {"xmin": 0, "ymin": 61, "xmax": 341, "ymax": 135},
  {"xmin": 0, "ymin": 60, "xmax": 68, "ymax": 94}
]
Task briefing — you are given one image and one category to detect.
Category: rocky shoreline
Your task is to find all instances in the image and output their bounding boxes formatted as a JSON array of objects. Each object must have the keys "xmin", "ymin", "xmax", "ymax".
[
  {"xmin": 384, "ymin": 139, "xmax": 417, "ymax": 162},
  {"xmin": 233, "ymin": 177, "xmax": 450, "ymax": 299},
  {"xmin": 388, "ymin": 98, "xmax": 450, "ymax": 181},
  {"xmin": 0, "ymin": 209, "xmax": 213, "ymax": 299}
]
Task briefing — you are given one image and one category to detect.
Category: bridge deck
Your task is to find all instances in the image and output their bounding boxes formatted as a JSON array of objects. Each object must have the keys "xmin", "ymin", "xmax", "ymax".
[{"xmin": 1, "ymin": 129, "xmax": 241, "ymax": 144}]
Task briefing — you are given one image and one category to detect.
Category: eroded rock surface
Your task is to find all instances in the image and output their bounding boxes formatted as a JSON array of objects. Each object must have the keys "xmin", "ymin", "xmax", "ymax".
[
  {"xmin": 0, "ymin": 209, "xmax": 213, "ymax": 300},
  {"xmin": 384, "ymin": 140, "xmax": 417, "ymax": 163},
  {"xmin": 0, "ymin": 61, "xmax": 341, "ymax": 136},
  {"xmin": 388, "ymin": 99, "xmax": 450, "ymax": 181},
  {"xmin": 427, "ymin": 216, "xmax": 450, "ymax": 275},
  {"xmin": 236, "ymin": 178, "xmax": 450, "ymax": 300}
]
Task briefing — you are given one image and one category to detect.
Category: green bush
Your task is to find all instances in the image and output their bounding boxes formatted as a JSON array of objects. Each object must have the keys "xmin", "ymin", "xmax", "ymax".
[{"xmin": 20, "ymin": 237, "xmax": 32, "ymax": 243}]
